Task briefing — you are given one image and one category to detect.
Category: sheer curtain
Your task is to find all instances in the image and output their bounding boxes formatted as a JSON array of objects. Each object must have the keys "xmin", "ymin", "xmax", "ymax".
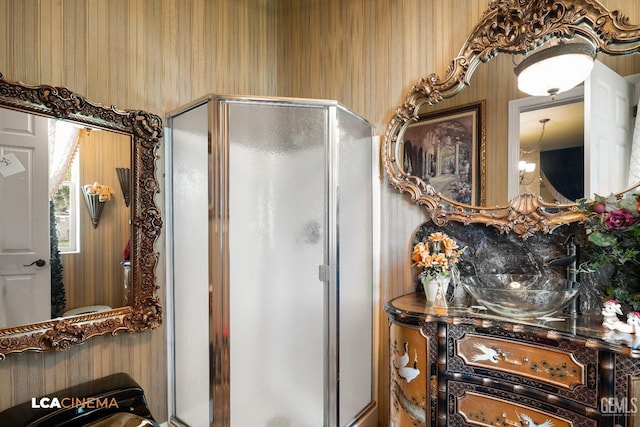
[
  {"xmin": 48, "ymin": 120, "xmax": 81, "ymax": 196},
  {"xmin": 629, "ymin": 95, "xmax": 640, "ymax": 185}
]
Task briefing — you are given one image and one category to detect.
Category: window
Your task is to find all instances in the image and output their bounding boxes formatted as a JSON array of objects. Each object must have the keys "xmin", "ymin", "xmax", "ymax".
[{"xmin": 51, "ymin": 151, "xmax": 80, "ymax": 253}]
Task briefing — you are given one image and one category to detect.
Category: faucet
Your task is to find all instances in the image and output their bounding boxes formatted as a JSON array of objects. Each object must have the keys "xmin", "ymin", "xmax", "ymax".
[
  {"xmin": 546, "ymin": 255, "xmax": 577, "ymax": 267},
  {"xmin": 545, "ymin": 234, "xmax": 580, "ymax": 316}
]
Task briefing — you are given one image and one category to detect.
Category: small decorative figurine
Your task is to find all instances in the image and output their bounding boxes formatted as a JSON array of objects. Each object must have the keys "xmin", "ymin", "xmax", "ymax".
[
  {"xmin": 602, "ymin": 300, "xmax": 640, "ymax": 334},
  {"xmin": 627, "ymin": 311, "xmax": 640, "ymax": 334}
]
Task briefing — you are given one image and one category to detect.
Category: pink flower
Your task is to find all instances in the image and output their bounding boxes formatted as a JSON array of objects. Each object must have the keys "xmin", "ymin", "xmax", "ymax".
[
  {"xmin": 593, "ymin": 202, "xmax": 607, "ymax": 214},
  {"xmin": 604, "ymin": 208, "xmax": 637, "ymax": 231}
]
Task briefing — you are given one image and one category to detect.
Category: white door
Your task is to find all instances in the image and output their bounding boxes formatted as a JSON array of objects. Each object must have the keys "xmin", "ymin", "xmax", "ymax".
[
  {"xmin": 584, "ymin": 60, "xmax": 635, "ymax": 198},
  {"xmin": 0, "ymin": 108, "xmax": 51, "ymax": 328}
]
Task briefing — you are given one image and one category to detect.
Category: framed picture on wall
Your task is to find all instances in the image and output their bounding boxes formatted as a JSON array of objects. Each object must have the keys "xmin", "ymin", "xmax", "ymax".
[{"xmin": 402, "ymin": 100, "xmax": 486, "ymax": 206}]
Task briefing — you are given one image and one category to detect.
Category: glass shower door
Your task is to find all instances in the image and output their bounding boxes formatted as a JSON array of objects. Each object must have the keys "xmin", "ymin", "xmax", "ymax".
[{"xmin": 228, "ymin": 102, "xmax": 326, "ymax": 427}]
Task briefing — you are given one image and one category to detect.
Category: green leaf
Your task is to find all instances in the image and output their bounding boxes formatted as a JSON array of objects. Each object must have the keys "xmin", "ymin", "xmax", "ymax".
[
  {"xmin": 588, "ymin": 230, "xmax": 617, "ymax": 247},
  {"xmin": 619, "ymin": 197, "xmax": 638, "ymax": 213}
]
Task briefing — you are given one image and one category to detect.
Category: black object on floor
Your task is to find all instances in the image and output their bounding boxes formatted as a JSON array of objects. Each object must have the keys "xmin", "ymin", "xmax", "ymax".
[{"xmin": 0, "ymin": 373, "xmax": 160, "ymax": 426}]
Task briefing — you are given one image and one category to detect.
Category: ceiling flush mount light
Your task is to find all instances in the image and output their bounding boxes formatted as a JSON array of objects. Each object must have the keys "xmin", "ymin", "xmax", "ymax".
[{"xmin": 514, "ymin": 42, "xmax": 596, "ymax": 99}]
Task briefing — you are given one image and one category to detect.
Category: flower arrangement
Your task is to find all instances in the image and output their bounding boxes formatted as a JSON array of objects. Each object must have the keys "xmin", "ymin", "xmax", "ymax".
[
  {"xmin": 579, "ymin": 190, "xmax": 640, "ymax": 309},
  {"xmin": 84, "ymin": 181, "xmax": 115, "ymax": 202},
  {"xmin": 412, "ymin": 231, "xmax": 466, "ymax": 280}
]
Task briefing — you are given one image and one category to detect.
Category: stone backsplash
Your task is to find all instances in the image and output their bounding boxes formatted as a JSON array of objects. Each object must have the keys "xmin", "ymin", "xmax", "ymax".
[{"xmin": 412, "ymin": 220, "xmax": 604, "ymax": 314}]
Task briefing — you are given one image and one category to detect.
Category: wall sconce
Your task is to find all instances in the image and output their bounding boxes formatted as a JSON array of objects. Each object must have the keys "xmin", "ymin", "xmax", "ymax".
[
  {"xmin": 115, "ymin": 167, "xmax": 131, "ymax": 207},
  {"xmin": 515, "ymin": 41, "xmax": 596, "ymax": 99},
  {"xmin": 82, "ymin": 182, "xmax": 114, "ymax": 229},
  {"xmin": 519, "ymin": 160, "xmax": 537, "ymax": 184}
]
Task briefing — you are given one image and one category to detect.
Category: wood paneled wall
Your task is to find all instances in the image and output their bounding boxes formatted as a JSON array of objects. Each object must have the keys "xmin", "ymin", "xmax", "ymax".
[
  {"xmin": 62, "ymin": 130, "xmax": 131, "ymax": 312},
  {"xmin": 0, "ymin": 0, "xmax": 638, "ymax": 425}
]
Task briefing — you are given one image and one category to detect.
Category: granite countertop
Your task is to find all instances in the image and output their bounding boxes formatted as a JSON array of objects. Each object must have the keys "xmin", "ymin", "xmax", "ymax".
[{"xmin": 386, "ymin": 292, "xmax": 640, "ymax": 358}]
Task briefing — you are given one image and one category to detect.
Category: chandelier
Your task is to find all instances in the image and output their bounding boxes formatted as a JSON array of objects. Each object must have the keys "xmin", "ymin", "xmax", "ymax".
[{"xmin": 519, "ymin": 118, "xmax": 550, "ymax": 185}]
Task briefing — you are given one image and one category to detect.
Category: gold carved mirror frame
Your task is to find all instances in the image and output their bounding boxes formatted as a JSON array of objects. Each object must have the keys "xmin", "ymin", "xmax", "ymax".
[
  {"xmin": 0, "ymin": 73, "xmax": 162, "ymax": 359},
  {"xmin": 383, "ymin": 0, "xmax": 640, "ymax": 239}
]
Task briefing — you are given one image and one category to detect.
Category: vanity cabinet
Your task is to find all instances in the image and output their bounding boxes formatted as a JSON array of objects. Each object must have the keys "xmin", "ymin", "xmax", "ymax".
[{"xmin": 387, "ymin": 293, "xmax": 640, "ymax": 427}]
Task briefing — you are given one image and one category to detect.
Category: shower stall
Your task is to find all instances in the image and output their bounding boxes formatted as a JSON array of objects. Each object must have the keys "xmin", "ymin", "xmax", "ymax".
[{"xmin": 166, "ymin": 96, "xmax": 378, "ymax": 427}]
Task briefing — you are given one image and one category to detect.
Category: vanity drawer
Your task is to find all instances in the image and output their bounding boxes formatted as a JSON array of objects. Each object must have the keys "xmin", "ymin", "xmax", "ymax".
[
  {"xmin": 448, "ymin": 325, "xmax": 599, "ymax": 407},
  {"xmin": 448, "ymin": 381, "xmax": 599, "ymax": 427}
]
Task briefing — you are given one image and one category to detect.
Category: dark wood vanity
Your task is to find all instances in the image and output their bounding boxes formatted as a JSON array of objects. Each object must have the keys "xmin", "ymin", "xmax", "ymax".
[
  {"xmin": 381, "ymin": 1, "xmax": 640, "ymax": 425},
  {"xmin": 386, "ymin": 293, "xmax": 640, "ymax": 427}
]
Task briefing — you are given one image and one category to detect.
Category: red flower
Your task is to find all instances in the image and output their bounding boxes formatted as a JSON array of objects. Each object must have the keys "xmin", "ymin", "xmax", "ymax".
[{"xmin": 604, "ymin": 208, "xmax": 637, "ymax": 231}]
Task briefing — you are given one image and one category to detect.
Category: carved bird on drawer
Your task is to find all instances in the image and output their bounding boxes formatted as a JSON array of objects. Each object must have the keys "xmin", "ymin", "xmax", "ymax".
[
  {"xmin": 517, "ymin": 412, "xmax": 554, "ymax": 427},
  {"xmin": 398, "ymin": 349, "xmax": 420, "ymax": 383},
  {"xmin": 392, "ymin": 341, "xmax": 409, "ymax": 369},
  {"xmin": 471, "ymin": 342, "xmax": 499, "ymax": 363}
]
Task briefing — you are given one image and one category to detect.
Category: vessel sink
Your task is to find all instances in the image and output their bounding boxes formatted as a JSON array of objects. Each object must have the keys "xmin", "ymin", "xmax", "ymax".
[{"xmin": 460, "ymin": 274, "xmax": 580, "ymax": 319}]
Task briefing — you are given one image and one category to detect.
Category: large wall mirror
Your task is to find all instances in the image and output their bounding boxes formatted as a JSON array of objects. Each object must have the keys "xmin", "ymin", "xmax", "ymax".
[
  {"xmin": 0, "ymin": 73, "xmax": 162, "ymax": 358},
  {"xmin": 383, "ymin": 0, "xmax": 640, "ymax": 238}
]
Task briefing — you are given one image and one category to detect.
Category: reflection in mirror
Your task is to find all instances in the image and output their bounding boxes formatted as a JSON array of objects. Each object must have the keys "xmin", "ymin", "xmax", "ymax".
[
  {"xmin": 1, "ymin": 109, "xmax": 131, "ymax": 329},
  {"xmin": 516, "ymin": 96, "xmax": 585, "ymax": 201},
  {"xmin": 0, "ymin": 73, "xmax": 162, "ymax": 359},
  {"xmin": 509, "ymin": 60, "xmax": 638, "ymax": 200},
  {"xmin": 61, "ymin": 129, "xmax": 132, "ymax": 316},
  {"xmin": 383, "ymin": 0, "xmax": 640, "ymax": 237}
]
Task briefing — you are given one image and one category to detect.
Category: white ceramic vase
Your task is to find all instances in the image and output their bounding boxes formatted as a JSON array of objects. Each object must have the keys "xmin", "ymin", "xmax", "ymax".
[{"xmin": 421, "ymin": 275, "xmax": 450, "ymax": 305}]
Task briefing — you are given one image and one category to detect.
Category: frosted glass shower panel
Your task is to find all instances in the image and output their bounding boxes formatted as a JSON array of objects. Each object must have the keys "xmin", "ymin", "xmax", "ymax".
[
  {"xmin": 336, "ymin": 109, "xmax": 374, "ymax": 426},
  {"xmin": 169, "ymin": 103, "xmax": 211, "ymax": 427},
  {"xmin": 228, "ymin": 102, "xmax": 326, "ymax": 427}
]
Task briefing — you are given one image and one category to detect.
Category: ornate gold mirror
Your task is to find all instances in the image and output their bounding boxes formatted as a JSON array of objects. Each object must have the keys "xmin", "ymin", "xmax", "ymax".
[
  {"xmin": 383, "ymin": 0, "xmax": 640, "ymax": 238},
  {"xmin": 0, "ymin": 73, "xmax": 162, "ymax": 358}
]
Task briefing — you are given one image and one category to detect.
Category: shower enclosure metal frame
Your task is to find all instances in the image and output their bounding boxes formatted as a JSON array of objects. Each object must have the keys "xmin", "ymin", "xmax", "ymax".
[{"xmin": 165, "ymin": 95, "xmax": 379, "ymax": 427}]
